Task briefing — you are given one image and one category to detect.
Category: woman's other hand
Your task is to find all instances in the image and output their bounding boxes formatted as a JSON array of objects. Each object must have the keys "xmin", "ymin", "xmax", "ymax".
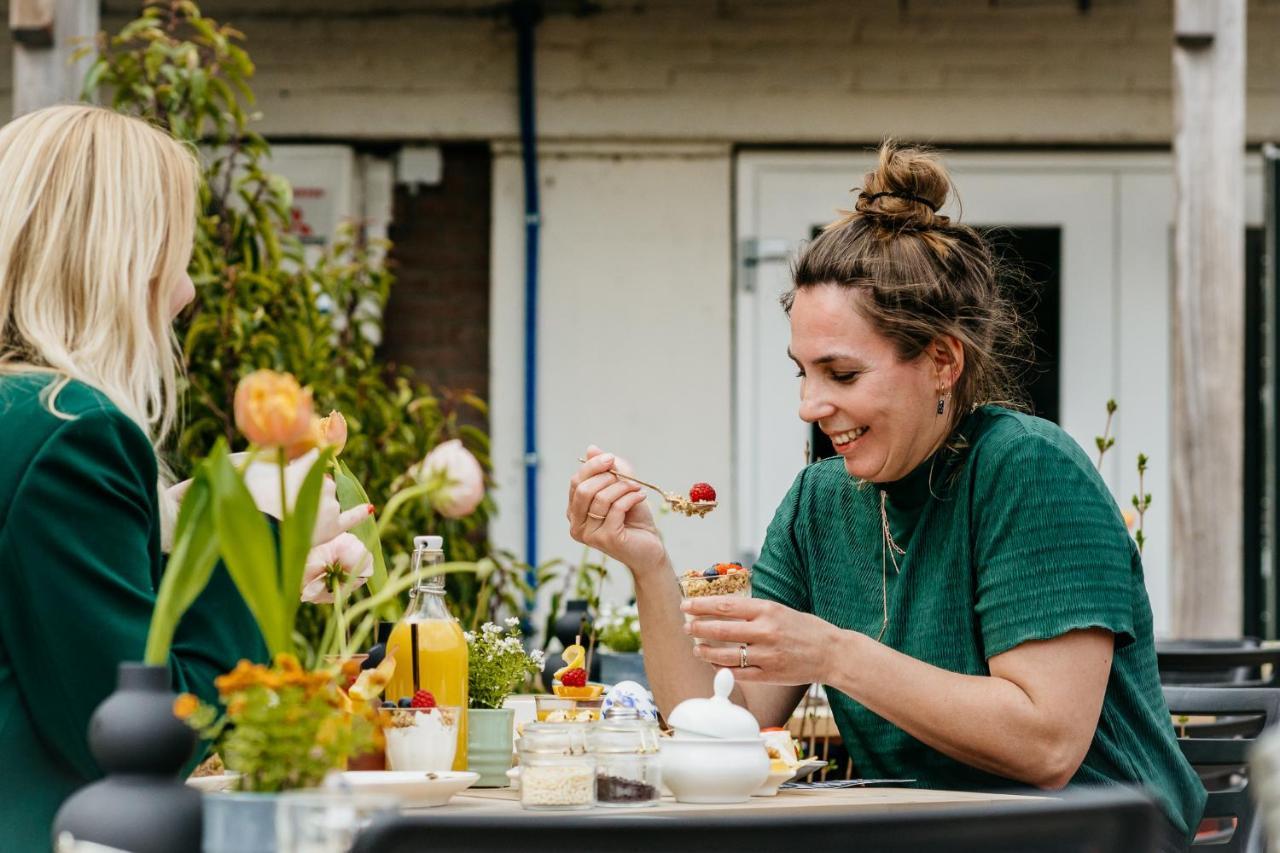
[
  {"xmin": 681, "ymin": 595, "xmax": 843, "ymax": 685},
  {"xmin": 239, "ymin": 450, "xmax": 372, "ymax": 545},
  {"xmin": 567, "ymin": 445, "xmax": 668, "ymax": 577}
]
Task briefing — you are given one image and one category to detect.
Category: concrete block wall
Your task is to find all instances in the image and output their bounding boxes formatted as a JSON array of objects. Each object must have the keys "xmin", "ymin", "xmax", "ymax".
[{"xmin": 5, "ymin": 0, "xmax": 1275, "ymax": 143}]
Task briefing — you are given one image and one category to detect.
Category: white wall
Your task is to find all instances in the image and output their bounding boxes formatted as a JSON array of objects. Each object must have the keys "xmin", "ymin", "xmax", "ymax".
[{"xmin": 490, "ymin": 142, "xmax": 733, "ymax": 600}]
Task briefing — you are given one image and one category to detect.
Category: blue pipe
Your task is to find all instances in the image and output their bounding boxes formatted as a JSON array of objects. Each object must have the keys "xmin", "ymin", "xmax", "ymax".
[{"xmin": 513, "ymin": 1, "xmax": 541, "ymax": 575}]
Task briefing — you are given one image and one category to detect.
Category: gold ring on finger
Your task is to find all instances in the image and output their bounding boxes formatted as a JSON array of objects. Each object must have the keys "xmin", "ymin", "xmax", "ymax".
[
  {"xmin": 587, "ymin": 511, "xmax": 607, "ymax": 520},
  {"xmin": 739, "ymin": 643, "xmax": 749, "ymax": 669}
]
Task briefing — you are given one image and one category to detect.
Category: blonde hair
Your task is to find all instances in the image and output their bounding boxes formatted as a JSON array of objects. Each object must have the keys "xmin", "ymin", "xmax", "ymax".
[{"xmin": 0, "ymin": 105, "xmax": 199, "ymax": 457}]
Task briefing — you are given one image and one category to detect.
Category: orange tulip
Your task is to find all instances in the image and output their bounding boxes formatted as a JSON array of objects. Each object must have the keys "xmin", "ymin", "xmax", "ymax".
[
  {"xmin": 234, "ymin": 370, "xmax": 314, "ymax": 449},
  {"xmin": 284, "ymin": 410, "xmax": 347, "ymax": 460}
]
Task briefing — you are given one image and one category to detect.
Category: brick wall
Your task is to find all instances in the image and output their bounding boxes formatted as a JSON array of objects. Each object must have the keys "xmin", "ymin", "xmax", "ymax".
[
  {"xmin": 7, "ymin": 0, "xmax": 1274, "ymax": 144},
  {"xmin": 382, "ymin": 143, "xmax": 492, "ymax": 430}
]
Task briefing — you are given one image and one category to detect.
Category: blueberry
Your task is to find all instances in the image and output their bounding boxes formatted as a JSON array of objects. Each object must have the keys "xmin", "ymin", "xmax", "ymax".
[
  {"xmin": 398, "ymin": 697, "xmax": 412, "ymax": 708},
  {"xmin": 361, "ymin": 643, "xmax": 386, "ymax": 670},
  {"xmin": 703, "ymin": 568, "xmax": 719, "ymax": 577},
  {"xmin": 381, "ymin": 700, "xmax": 395, "ymax": 709}
]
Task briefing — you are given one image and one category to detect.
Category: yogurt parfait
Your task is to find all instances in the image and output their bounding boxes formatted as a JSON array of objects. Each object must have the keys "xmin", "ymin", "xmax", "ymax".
[
  {"xmin": 679, "ymin": 563, "xmax": 751, "ymax": 648},
  {"xmin": 380, "ymin": 695, "xmax": 460, "ymax": 772}
]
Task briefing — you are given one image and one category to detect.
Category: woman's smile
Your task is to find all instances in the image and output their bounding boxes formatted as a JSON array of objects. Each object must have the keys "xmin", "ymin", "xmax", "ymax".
[{"xmin": 827, "ymin": 425, "xmax": 869, "ymax": 454}]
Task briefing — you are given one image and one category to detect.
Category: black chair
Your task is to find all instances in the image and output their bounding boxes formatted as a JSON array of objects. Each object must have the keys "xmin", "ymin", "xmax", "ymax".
[
  {"xmin": 1163, "ymin": 685, "xmax": 1280, "ymax": 852},
  {"xmin": 1158, "ymin": 639, "xmax": 1280, "ymax": 688},
  {"xmin": 351, "ymin": 786, "xmax": 1164, "ymax": 853}
]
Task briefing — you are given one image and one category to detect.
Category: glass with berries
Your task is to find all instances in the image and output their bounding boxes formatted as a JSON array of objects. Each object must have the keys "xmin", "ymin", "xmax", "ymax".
[
  {"xmin": 678, "ymin": 563, "xmax": 752, "ymax": 648},
  {"xmin": 379, "ymin": 690, "xmax": 461, "ymax": 771}
]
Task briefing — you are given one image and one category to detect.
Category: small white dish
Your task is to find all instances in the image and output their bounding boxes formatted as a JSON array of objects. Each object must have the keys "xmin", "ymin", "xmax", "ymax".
[
  {"xmin": 332, "ymin": 770, "xmax": 479, "ymax": 808},
  {"xmin": 505, "ymin": 766, "xmax": 522, "ymax": 791},
  {"xmin": 752, "ymin": 766, "xmax": 794, "ymax": 797},
  {"xmin": 185, "ymin": 772, "xmax": 241, "ymax": 793},
  {"xmin": 788, "ymin": 757, "xmax": 829, "ymax": 783}
]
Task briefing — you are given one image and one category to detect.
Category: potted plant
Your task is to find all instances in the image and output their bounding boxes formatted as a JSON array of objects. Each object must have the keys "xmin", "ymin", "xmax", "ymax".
[
  {"xmin": 465, "ymin": 620, "xmax": 544, "ymax": 787},
  {"xmin": 595, "ymin": 603, "xmax": 646, "ymax": 688}
]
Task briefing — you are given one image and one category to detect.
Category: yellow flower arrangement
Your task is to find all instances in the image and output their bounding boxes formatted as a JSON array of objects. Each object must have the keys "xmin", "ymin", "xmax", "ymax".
[{"xmin": 177, "ymin": 653, "xmax": 390, "ymax": 792}]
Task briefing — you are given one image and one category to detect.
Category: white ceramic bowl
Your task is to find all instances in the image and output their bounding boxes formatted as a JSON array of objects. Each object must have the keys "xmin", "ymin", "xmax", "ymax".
[{"xmin": 659, "ymin": 737, "xmax": 770, "ymax": 804}]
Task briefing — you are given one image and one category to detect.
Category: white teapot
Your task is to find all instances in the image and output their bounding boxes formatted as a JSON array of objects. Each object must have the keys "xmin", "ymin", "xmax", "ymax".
[{"xmin": 659, "ymin": 668, "xmax": 770, "ymax": 803}]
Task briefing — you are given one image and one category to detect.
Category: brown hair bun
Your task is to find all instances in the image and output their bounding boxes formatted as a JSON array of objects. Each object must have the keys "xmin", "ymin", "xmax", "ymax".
[{"xmin": 853, "ymin": 142, "xmax": 951, "ymax": 230}]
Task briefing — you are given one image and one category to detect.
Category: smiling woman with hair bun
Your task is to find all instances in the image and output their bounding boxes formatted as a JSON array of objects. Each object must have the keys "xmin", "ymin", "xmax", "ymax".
[{"xmin": 568, "ymin": 141, "xmax": 1205, "ymax": 851}]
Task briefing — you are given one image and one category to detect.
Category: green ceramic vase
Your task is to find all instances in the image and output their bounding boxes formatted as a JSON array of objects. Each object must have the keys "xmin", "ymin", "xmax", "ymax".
[{"xmin": 466, "ymin": 707, "xmax": 515, "ymax": 787}]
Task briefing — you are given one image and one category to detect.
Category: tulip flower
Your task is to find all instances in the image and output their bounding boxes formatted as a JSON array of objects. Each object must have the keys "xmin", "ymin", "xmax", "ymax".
[
  {"xmin": 418, "ymin": 439, "xmax": 486, "ymax": 519},
  {"xmin": 285, "ymin": 410, "xmax": 348, "ymax": 460},
  {"xmin": 234, "ymin": 370, "xmax": 314, "ymax": 449},
  {"xmin": 301, "ymin": 533, "xmax": 374, "ymax": 604}
]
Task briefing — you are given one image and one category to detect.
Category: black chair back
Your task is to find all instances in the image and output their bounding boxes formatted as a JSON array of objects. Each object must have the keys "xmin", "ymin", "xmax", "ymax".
[
  {"xmin": 1163, "ymin": 685, "xmax": 1280, "ymax": 852},
  {"xmin": 1157, "ymin": 639, "xmax": 1280, "ymax": 688},
  {"xmin": 352, "ymin": 786, "xmax": 1163, "ymax": 853}
]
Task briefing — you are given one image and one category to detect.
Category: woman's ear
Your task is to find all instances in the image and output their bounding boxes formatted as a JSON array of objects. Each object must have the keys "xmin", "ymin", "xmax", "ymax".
[{"xmin": 927, "ymin": 335, "xmax": 965, "ymax": 390}]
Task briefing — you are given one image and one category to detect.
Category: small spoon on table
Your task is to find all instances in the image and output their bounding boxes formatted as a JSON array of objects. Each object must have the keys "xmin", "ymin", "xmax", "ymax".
[{"xmin": 577, "ymin": 457, "xmax": 717, "ymax": 517}]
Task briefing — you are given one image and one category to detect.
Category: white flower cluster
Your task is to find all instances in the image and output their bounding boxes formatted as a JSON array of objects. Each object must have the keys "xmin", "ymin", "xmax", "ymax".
[
  {"xmin": 596, "ymin": 602, "xmax": 642, "ymax": 653},
  {"xmin": 596, "ymin": 602, "xmax": 640, "ymax": 631}
]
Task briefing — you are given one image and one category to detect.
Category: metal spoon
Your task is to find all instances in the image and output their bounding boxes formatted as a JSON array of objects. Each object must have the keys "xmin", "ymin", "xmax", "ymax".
[{"xmin": 577, "ymin": 457, "xmax": 717, "ymax": 517}]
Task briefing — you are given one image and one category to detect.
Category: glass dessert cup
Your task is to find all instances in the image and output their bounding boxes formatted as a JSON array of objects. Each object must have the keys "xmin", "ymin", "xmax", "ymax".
[
  {"xmin": 380, "ymin": 705, "xmax": 461, "ymax": 772},
  {"xmin": 535, "ymin": 694, "xmax": 602, "ymax": 723},
  {"xmin": 679, "ymin": 567, "xmax": 752, "ymax": 648}
]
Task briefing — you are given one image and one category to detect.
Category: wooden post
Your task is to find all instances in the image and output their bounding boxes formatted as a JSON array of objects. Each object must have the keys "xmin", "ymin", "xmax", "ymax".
[
  {"xmin": 11, "ymin": 0, "xmax": 98, "ymax": 118},
  {"xmin": 1171, "ymin": 0, "xmax": 1246, "ymax": 637}
]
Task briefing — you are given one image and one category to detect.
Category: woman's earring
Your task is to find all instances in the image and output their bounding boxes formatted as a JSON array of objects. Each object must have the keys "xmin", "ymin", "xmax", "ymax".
[{"xmin": 936, "ymin": 395, "xmax": 946, "ymax": 416}]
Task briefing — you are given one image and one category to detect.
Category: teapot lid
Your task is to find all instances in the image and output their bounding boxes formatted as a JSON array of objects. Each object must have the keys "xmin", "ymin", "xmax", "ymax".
[{"xmin": 666, "ymin": 668, "xmax": 760, "ymax": 739}]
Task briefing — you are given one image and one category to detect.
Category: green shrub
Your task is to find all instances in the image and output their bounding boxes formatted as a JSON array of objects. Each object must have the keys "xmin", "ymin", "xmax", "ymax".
[{"xmin": 80, "ymin": 0, "xmax": 525, "ymax": 629}]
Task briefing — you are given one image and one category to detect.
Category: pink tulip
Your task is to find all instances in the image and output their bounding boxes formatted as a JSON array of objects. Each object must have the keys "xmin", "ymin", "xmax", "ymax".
[
  {"xmin": 301, "ymin": 533, "xmax": 374, "ymax": 604},
  {"xmin": 419, "ymin": 439, "xmax": 485, "ymax": 519}
]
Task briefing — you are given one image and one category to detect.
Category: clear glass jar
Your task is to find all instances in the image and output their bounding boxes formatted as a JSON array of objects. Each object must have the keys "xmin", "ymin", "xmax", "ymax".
[
  {"xmin": 516, "ymin": 722, "xmax": 596, "ymax": 811},
  {"xmin": 589, "ymin": 715, "xmax": 662, "ymax": 807}
]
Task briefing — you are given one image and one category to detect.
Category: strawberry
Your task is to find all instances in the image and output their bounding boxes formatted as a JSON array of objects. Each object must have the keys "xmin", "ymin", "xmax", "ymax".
[
  {"xmin": 689, "ymin": 482, "xmax": 716, "ymax": 503},
  {"xmin": 560, "ymin": 667, "xmax": 587, "ymax": 688},
  {"xmin": 410, "ymin": 689, "xmax": 437, "ymax": 709}
]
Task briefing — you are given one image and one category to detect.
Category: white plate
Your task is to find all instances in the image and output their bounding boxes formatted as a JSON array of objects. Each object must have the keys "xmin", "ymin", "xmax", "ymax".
[
  {"xmin": 333, "ymin": 770, "xmax": 479, "ymax": 808},
  {"xmin": 185, "ymin": 772, "xmax": 241, "ymax": 793}
]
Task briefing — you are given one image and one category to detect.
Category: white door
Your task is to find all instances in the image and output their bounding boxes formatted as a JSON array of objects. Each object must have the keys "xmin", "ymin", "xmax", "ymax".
[{"xmin": 734, "ymin": 151, "xmax": 1263, "ymax": 635}]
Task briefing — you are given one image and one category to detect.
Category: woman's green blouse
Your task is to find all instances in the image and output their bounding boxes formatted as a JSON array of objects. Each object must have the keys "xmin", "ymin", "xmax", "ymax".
[
  {"xmin": 752, "ymin": 405, "xmax": 1206, "ymax": 839},
  {"xmin": 0, "ymin": 374, "xmax": 267, "ymax": 850}
]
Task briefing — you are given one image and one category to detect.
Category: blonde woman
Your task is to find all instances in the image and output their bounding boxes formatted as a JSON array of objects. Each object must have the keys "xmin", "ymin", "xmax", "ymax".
[{"xmin": 0, "ymin": 105, "xmax": 266, "ymax": 848}]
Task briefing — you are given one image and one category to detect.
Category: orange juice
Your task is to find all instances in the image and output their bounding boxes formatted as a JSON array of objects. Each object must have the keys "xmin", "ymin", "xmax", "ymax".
[{"xmin": 386, "ymin": 616, "xmax": 469, "ymax": 770}]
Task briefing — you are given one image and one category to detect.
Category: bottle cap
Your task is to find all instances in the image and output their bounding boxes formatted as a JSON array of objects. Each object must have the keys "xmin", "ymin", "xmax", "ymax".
[{"xmin": 414, "ymin": 535, "xmax": 444, "ymax": 551}]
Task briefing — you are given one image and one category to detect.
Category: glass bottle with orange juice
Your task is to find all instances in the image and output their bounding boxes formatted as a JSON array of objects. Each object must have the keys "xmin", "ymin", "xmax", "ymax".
[{"xmin": 386, "ymin": 535, "xmax": 469, "ymax": 770}]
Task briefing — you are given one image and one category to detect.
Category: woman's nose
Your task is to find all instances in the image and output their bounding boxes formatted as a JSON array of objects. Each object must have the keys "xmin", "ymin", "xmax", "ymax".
[{"xmin": 798, "ymin": 381, "xmax": 834, "ymax": 424}]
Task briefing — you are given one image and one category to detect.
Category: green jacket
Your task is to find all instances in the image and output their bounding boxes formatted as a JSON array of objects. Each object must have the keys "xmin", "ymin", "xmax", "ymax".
[{"xmin": 0, "ymin": 373, "xmax": 267, "ymax": 851}]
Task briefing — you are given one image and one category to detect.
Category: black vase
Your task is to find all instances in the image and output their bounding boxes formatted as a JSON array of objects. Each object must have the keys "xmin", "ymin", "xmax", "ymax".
[
  {"xmin": 52, "ymin": 663, "xmax": 202, "ymax": 853},
  {"xmin": 553, "ymin": 599, "xmax": 593, "ymax": 650}
]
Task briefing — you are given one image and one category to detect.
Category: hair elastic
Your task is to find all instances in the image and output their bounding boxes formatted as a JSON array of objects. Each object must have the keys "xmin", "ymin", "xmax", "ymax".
[{"xmin": 862, "ymin": 190, "xmax": 940, "ymax": 212}]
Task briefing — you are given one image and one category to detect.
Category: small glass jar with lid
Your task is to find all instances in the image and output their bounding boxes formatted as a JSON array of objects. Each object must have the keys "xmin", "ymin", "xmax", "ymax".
[
  {"xmin": 516, "ymin": 722, "xmax": 596, "ymax": 810},
  {"xmin": 588, "ymin": 710, "xmax": 662, "ymax": 807}
]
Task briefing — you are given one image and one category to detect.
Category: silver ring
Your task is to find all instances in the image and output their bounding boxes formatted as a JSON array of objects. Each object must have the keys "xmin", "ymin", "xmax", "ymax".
[
  {"xmin": 739, "ymin": 643, "xmax": 749, "ymax": 669},
  {"xmin": 587, "ymin": 511, "xmax": 607, "ymax": 520}
]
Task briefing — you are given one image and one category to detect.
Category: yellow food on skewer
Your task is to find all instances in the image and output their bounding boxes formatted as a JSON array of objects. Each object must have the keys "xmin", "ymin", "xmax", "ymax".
[
  {"xmin": 553, "ymin": 643, "xmax": 585, "ymax": 681},
  {"xmin": 552, "ymin": 641, "xmax": 603, "ymax": 700}
]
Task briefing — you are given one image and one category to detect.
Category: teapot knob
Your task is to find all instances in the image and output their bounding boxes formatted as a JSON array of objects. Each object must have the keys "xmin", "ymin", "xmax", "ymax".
[{"xmin": 713, "ymin": 667, "xmax": 735, "ymax": 700}]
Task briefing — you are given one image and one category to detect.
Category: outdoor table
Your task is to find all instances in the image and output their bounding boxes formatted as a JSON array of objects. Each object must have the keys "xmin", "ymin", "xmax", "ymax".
[
  {"xmin": 350, "ymin": 786, "xmax": 1083, "ymax": 852},
  {"xmin": 407, "ymin": 784, "xmax": 1044, "ymax": 818}
]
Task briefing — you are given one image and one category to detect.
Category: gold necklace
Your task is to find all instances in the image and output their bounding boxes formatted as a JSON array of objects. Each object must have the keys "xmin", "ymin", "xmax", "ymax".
[{"xmin": 876, "ymin": 489, "xmax": 906, "ymax": 642}]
